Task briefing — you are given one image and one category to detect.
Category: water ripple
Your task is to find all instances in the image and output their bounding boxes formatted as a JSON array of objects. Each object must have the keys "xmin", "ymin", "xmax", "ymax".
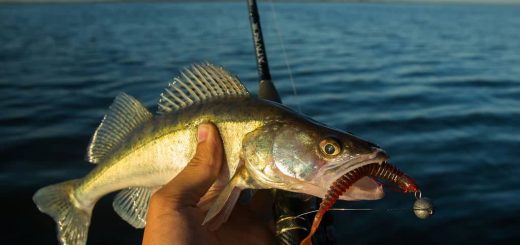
[{"xmin": 1, "ymin": 2, "xmax": 519, "ymax": 244}]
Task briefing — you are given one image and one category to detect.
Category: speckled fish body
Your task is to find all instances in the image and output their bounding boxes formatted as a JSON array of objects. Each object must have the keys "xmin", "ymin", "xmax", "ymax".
[
  {"xmin": 76, "ymin": 97, "xmax": 267, "ymax": 206},
  {"xmin": 76, "ymin": 97, "xmax": 303, "ymax": 209},
  {"xmin": 33, "ymin": 64, "xmax": 388, "ymax": 245}
]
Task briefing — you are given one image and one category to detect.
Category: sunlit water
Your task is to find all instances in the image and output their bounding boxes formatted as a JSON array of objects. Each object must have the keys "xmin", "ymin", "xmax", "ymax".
[{"xmin": 1, "ymin": 2, "xmax": 519, "ymax": 244}]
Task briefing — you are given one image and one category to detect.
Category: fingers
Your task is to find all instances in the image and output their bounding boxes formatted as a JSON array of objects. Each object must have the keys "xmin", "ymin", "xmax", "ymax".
[{"xmin": 153, "ymin": 123, "xmax": 224, "ymax": 208}]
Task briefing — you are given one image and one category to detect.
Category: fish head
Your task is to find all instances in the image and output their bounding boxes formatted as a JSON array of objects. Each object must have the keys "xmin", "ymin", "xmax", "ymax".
[{"xmin": 242, "ymin": 118, "xmax": 388, "ymax": 201}]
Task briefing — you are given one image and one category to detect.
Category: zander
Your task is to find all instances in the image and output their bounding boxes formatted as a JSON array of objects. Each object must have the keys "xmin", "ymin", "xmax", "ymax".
[{"xmin": 34, "ymin": 64, "xmax": 391, "ymax": 245}]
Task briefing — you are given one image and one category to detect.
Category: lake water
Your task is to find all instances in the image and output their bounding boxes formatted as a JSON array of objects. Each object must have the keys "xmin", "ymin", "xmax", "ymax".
[{"xmin": 1, "ymin": 2, "xmax": 519, "ymax": 244}]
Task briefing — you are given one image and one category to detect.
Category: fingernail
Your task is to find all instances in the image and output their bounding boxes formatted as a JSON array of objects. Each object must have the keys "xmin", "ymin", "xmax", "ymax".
[{"xmin": 197, "ymin": 124, "xmax": 210, "ymax": 143}]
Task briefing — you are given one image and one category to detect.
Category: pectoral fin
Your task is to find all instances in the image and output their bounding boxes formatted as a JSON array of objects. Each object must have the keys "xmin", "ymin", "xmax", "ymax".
[{"xmin": 202, "ymin": 175, "xmax": 243, "ymax": 230}]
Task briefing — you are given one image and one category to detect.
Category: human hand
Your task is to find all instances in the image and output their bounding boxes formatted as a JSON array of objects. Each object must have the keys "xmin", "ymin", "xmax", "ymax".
[{"xmin": 143, "ymin": 123, "xmax": 275, "ymax": 245}]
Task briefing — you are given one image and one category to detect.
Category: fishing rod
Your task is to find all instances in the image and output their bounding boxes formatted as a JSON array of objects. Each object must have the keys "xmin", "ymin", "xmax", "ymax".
[
  {"xmin": 247, "ymin": 0, "xmax": 281, "ymax": 103},
  {"xmin": 246, "ymin": 1, "xmax": 434, "ymax": 244},
  {"xmin": 246, "ymin": 1, "xmax": 330, "ymax": 244}
]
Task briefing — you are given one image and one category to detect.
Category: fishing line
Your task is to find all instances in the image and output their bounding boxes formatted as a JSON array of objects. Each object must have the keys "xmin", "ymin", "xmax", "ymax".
[
  {"xmin": 288, "ymin": 190, "xmax": 433, "ymax": 220},
  {"xmin": 293, "ymin": 206, "xmax": 428, "ymax": 219},
  {"xmin": 216, "ymin": 5, "xmax": 225, "ymax": 58},
  {"xmin": 267, "ymin": 0, "xmax": 301, "ymax": 112},
  {"xmin": 295, "ymin": 208, "xmax": 374, "ymax": 218}
]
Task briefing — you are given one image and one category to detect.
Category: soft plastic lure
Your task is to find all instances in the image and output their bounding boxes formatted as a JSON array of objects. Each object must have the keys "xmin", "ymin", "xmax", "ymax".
[{"xmin": 300, "ymin": 162, "xmax": 419, "ymax": 245}]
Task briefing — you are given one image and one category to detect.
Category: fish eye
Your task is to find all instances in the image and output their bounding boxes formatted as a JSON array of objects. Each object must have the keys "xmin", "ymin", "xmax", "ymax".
[{"xmin": 319, "ymin": 138, "xmax": 341, "ymax": 157}]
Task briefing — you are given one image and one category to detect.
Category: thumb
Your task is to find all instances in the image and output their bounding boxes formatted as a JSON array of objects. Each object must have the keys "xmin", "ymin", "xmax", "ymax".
[{"xmin": 154, "ymin": 123, "xmax": 224, "ymax": 208}]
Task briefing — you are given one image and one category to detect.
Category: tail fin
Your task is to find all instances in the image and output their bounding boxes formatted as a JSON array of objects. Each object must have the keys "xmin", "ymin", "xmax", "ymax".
[{"xmin": 33, "ymin": 179, "xmax": 92, "ymax": 245}]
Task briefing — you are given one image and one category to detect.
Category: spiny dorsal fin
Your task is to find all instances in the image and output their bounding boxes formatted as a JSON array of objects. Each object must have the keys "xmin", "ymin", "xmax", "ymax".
[
  {"xmin": 113, "ymin": 187, "xmax": 155, "ymax": 228},
  {"xmin": 87, "ymin": 93, "xmax": 152, "ymax": 164},
  {"xmin": 157, "ymin": 63, "xmax": 250, "ymax": 114}
]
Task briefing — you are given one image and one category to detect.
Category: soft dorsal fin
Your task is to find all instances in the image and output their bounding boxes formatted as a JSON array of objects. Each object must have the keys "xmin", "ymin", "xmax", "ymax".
[
  {"xmin": 157, "ymin": 63, "xmax": 250, "ymax": 114},
  {"xmin": 87, "ymin": 93, "xmax": 152, "ymax": 164}
]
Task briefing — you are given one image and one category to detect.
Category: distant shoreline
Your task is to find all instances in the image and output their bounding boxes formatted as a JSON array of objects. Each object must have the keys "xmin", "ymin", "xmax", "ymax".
[{"xmin": 1, "ymin": 0, "xmax": 519, "ymax": 6}]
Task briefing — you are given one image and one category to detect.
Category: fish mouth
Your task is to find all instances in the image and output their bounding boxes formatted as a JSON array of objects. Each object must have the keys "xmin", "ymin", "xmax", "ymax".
[
  {"xmin": 297, "ymin": 148, "xmax": 389, "ymax": 200},
  {"xmin": 325, "ymin": 148, "xmax": 389, "ymax": 182},
  {"xmin": 319, "ymin": 149, "xmax": 389, "ymax": 200}
]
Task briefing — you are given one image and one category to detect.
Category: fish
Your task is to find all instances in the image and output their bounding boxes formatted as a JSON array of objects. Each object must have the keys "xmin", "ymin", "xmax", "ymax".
[{"xmin": 33, "ymin": 63, "xmax": 389, "ymax": 245}]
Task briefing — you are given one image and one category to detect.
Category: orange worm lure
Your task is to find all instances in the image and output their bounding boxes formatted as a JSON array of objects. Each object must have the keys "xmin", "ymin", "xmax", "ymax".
[{"xmin": 300, "ymin": 162, "xmax": 419, "ymax": 245}]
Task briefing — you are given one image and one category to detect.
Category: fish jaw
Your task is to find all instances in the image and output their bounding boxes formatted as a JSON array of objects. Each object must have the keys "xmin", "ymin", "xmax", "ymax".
[
  {"xmin": 273, "ymin": 151, "xmax": 388, "ymax": 201},
  {"xmin": 309, "ymin": 148, "xmax": 389, "ymax": 200},
  {"xmin": 339, "ymin": 176, "xmax": 384, "ymax": 200}
]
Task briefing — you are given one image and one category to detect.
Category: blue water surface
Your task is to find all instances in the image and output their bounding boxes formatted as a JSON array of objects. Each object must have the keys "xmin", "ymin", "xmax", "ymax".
[{"xmin": 1, "ymin": 2, "xmax": 519, "ymax": 244}]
